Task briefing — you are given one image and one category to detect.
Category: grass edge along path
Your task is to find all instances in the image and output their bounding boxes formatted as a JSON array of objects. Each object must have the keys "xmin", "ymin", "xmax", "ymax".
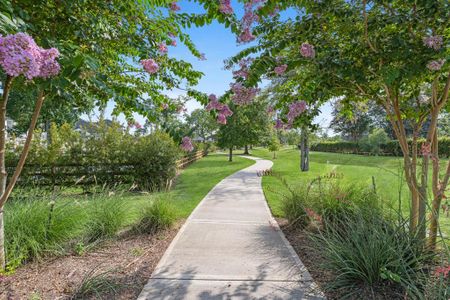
[{"xmin": 250, "ymin": 147, "xmax": 450, "ymax": 238}]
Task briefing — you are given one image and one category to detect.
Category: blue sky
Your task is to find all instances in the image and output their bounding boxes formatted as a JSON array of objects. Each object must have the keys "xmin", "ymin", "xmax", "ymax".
[{"xmin": 98, "ymin": 0, "xmax": 333, "ymax": 133}]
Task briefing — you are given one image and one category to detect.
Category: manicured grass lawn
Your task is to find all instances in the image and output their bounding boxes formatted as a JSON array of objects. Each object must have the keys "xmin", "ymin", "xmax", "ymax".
[
  {"xmin": 58, "ymin": 152, "xmax": 255, "ymax": 220},
  {"xmin": 250, "ymin": 147, "xmax": 450, "ymax": 238}
]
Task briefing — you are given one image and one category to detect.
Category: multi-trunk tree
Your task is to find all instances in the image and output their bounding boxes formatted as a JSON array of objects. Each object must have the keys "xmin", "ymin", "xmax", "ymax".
[{"xmin": 226, "ymin": 0, "xmax": 450, "ymax": 248}]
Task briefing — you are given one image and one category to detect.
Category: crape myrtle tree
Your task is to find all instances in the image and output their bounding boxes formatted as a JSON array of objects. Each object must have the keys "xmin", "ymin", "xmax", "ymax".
[
  {"xmin": 0, "ymin": 0, "xmax": 241, "ymax": 270},
  {"xmin": 225, "ymin": 0, "xmax": 450, "ymax": 247}
]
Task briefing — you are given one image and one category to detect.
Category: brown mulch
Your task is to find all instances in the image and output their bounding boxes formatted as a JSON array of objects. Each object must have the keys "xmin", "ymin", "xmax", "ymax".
[
  {"xmin": 278, "ymin": 218, "xmax": 404, "ymax": 300},
  {"xmin": 0, "ymin": 222, "xmax": 182, "ymax": 300}
]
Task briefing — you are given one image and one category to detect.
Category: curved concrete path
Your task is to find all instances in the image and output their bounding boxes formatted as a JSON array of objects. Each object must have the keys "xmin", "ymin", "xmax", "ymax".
[{"xmin": 138, "ymin": 156, "xmax": 324, "ymax": 300}]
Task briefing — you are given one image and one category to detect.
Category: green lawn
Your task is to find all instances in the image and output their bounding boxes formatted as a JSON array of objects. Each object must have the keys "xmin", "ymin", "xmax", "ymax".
[
  {"xmin": 170, "ymin": 153, "xmax": 255, "ymax": 217},
  {"xmin": 64, "ymin": 153, "xmax": 255, "ymax": 220},
  {"xmin": 250, "ymin": 147, "xmax": 449, "ymax": 237}
]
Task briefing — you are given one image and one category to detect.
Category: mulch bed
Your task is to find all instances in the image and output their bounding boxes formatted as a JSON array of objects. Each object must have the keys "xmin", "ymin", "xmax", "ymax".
[
  {"xmin": 278, "ymin": 218, "xmax": 403, "ymax": 300},
  {"xmin": 0, "ymin": 222, "xmax": 182, "ymax": 300}
]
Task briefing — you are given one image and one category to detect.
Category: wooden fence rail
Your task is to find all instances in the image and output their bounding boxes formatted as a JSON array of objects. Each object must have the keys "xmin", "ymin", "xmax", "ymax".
[{"xmin": 6, "ymin": 150, "xmax": 207, "ymax": 188}]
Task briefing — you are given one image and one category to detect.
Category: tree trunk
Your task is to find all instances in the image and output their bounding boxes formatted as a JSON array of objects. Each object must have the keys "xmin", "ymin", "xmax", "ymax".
[
  {"xmin": 273, "ymin": 151, "xmax": 276, "ymax": 159},
  {"xmin": 300, "ymin": 127, "xmax": 309, "ymax": 172},
  {"xmin": 0, "ymin": 90, "xmax": 46, "ymax": 269},
  {"xmin": 0, "ymin": 76, "xmax": 13, "ymax": 270},
  {"xmin": 244, "ymin": 145, "xmax": 249, "ymax": 155},
  {"xmin": 229, "ymin": 147, "xmax": 233, "ymax": 162}
]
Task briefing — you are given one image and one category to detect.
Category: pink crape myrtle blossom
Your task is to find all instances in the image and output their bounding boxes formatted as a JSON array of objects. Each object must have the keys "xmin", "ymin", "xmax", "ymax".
[
  {"xmin": 423, "ymin": 35, "xmax": 443, "ymax": 50},
  {"xmin": 274, "ymin": 119, "xmax": 285, "ymax": 130},
  {"xmin": 266, "ymin": 105, "xmax": 274, "ymax": 114},
  {"xmin": 238, "ymin": 28, "xmax": 256, "ymax": 43},
  {"xmin": 219, "ymin": 0, "xmax": 234, "ymax": 14},
  {"xmin": 140, "ymin": 58, "xmax": 159, "ymax": 74},
  {"xmin": 170, "ymin": 39, "xmax": 177, "ymax": 46},
  {"xmin": 206, "ymin": 94, "xmax": 224, "ymax": 111},
  {"xmin": 274, "ymin": 64, "xmax": 287, "ymax": 75},
  {"xmin": 158, "ymin": 43, "xmax": 168, "ymax": 53},
  {"xmin": 217, "ymin": 113, "xmax": 227, "ymax": 124},
  {"xmin": 300, "ymin": 43, "xmax": 315, "ymax": 58},
  {"xmin": 287, "ymin": 101, "xmax": 307, "ymax": 124},
  {"xmin": 39, "ymin": 48, "xmax": 61, "ymax": 78},
  {"xmin": 0, "ymin": 32, "xmax": 60, "ymax": 79},
  {"xmin": 161, "ymin": 103, "xmax": 169, "ymax": 110},
  {"xmin": 168, "ymin": 32, "xmax": 176, "ymax": 38},
  {"xmin": 135, "ymin": 122, "xmax": 142, "ymax": 129},
  {"xmin": 219, "ymin": 104, "xmax": 233, "ymax": 117},
  {"xmin": 427, "ymin": 59, "xmax": 445, "ymax": 71},
  {"xmin": 232, "ymin": 58, "xmax": 252, "ymax": 79},
  {"xmin": 181, "ymin": 136, "xmax": 194, "ymax": 152},
  {"xmin": 170, "ymin": 2, "xmax": 181, "ymax": 11},
  {"xmin": 230, "ymin": 82, "xmax": 259, "ymax": 105},
  {"xmin": 216, "ymin": 105, "xmax": 233, "ymax": 125}
]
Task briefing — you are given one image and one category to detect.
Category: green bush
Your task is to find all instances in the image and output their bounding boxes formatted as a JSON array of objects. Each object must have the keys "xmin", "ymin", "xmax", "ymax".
[
  {"xmin": 4, "ymin": 198, "xmax": 83, "ymax": 270},
  {"xmin": 313, "ymin": 212, "xmax": 432, "ymax": 299},
  {"xmin": 129, "ymin": 132, "xmax": 180, "ymax": 191},
  {"xmin": 84, "ymin": 196, "xmax": 127, "ymax": 243},
  {"xmin": 133, "ymin": 195, "xmax": 177, "ymax": 234}
]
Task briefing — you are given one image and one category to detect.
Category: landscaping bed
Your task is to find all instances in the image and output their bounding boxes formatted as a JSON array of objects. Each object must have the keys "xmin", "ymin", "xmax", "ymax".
[{"xmin": 0, "ymin": 223, "xmax": 180, "ymax": 299}]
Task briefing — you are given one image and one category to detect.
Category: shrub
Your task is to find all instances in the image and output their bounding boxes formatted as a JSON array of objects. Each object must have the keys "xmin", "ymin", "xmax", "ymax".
[
  {"xmin": 129, "ymin": 131, "xmax": 180, "ymax": 191},
  {"xmin": 310, "ymin": 137, "xmax": 450, "ymax": 157},
  {"xmin": 133, "ymin": 195, "xmax": 177, "ymax": 234},
  {"xmin": 361, "ymin": 128, "xmax": 390, "ymax": 155},
  {"xmin": 4, "ymin": 197, "xmax": 83, "ymax": 270},
  {"xmin": 84, "ymin": 196, "xmax": 126, "ymax": 243},
  {"xmin": 313, "ymin": 212, "xmax": 433, "ymax": 299}
]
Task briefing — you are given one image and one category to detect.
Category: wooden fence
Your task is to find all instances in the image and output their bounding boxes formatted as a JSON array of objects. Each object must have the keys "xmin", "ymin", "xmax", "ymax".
[{"xmin": 7, "ymin": 150, "xmax": 207, "ymax": 188}]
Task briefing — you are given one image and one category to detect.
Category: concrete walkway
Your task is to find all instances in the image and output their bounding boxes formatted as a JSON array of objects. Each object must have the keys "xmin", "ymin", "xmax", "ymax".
[{"xmin": 138, "ymin": 156, "xmax": 324, "ymax": 300}]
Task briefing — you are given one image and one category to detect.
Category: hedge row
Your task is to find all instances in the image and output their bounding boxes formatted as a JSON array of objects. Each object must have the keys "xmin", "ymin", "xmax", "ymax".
[{"xmin": 311, "ymin": 138, "xmax": 450, "ymax": 158}]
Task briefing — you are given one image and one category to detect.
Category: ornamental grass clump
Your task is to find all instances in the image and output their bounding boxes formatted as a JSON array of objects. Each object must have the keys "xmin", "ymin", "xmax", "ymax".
[
  {"xmin": 4, "ymin": 196, "xmax": 83, "ymax": 271},
  {"xmin": 313, "ymin": 211, "xmax": 437, "ymax": 299},
  {"xmin": 133, "ymin": 195, "xmax": 177, "ymax": 234},
  {"xmin": 84, "ymin": 196, "xmax": 127, "ymax": 243}
]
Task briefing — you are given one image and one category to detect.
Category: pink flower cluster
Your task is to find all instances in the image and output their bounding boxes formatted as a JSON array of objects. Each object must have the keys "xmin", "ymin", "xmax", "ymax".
[
  {"xmin": 274, "ymin": 119, "xmax": 286, "ymax": 130},
  {"xmin": 232, "ymin": 58, "xmax": 252, "ymax": 79},
  {"xmin": 170, "ymin": 39, "xmax": 177, "ymax": 46},
  {"xmin": 181, "ymin": 136, "xmax": 194, "ymax": 152},
  {"xmin": 230, "ymin": 82, "xmax": 259, "ymax": 105},
  {"xmin": 158, "ymin": 43, "xmax": 168, "ymax": 54},
  {"xmin": 170, "ymin": 2, "xmax": 181, "ymax": 11},
  {"xmin": 206, "ymin": 94, "xmax": 233, "ymax": 124},
  {"xmin": 161, "ymin": 103, "xmax": 169, "ymax": 110},
  {"xmin": 176, "ymin": 104, "xmax": 187, "ymax": 114},
  {"xmin": 274, "ymin": 64, "xmax": 287, "ymax": 75},
  {"xmin": 287, "ymin": 101, "xmax": 307, "ymax": 123},
  {"xmin": 237, "ymin": 0, "xmax": 263, "ymax": 43},
  {"xmin": 423, "ymin": 35, "xmax": 443, "ymax": 50},
  {"xmin": 0, "ymin": 32, "xmax": 60, "ymax": 80},
  {"xmin": 219, "ymin": 0, "xmax": 233, "ymax": 14},
  {"xmin": 300, "ymin": 42, "xmax": 315, "ymax": 58},
  {"xmin": 427, "ymin": 59, "xmax": 445, "ymax": 71},
  {"xmin": 140, "ymin": 58, "xmax": 159, "ymax": 74},
  {"xmin": 434, "ymin": 265, "xmax": 450, "ymax": 278}
]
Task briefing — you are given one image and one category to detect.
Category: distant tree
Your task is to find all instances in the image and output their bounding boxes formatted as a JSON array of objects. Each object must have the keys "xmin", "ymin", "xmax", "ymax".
[
  {"xmin": 362, "ymin": 128, "xmax": 391, "ymax": 155},
  {"xmin": 217, "ymin": 100, "xmax": 271, "ymax": 161},
  {"xmin": 267, "ymin": 133, "xmax": 280, "ymax": 159},
  {"xmin": 185, "ymin": 109, "xmax": 218, "ymax": 142},
  {"xmin": 329, "ymin": 101, "xmax": 371, "ymax": 142}
]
